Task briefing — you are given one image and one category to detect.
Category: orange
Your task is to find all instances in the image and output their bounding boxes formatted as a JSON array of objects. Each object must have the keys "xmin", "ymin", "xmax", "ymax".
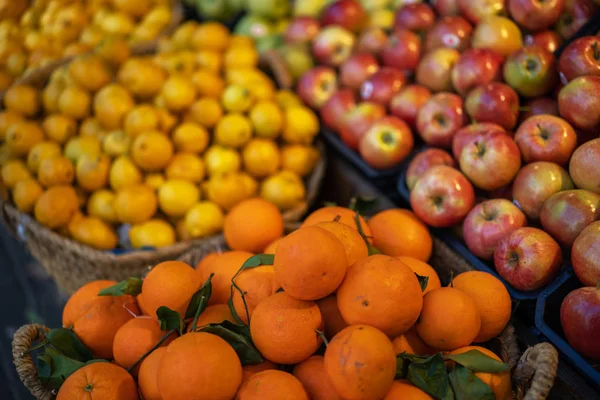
[
  {"xmin": 188, "ymin": 97, "xmax": 223, "ymax": 128},
  {"xmin": 58, "ymin": 86, "xmax": 92, "ymax": 120},
  {"xmin": 187, "ymin": 304, "xmax": 235, "ymax": 332},
  {"xmin": 5, "ymin": 121, "xmax": 44, "ymax": 156},
  {"xmin": 124, "ymin": 105, "xmax": 160, "ymax": 137},
  {"xmin": 3, "ymin": 84, "xmax": 39, "ymax": 117},
  {"xmin": 293, "ymin": 355, "xmax": 343, "ymax": 400},
  {"xmin": 42, "ymin": 114, "xmax": 77, "ymax": 144},
  {"xmin": 68, "ymin": 55, "xmax": 112, "ymax": 92},
  {"xmin": 142, "ymin": 261, "xmax": 201, "ymax": 318},
  {"xmin": 302, "ymin": 206, "xmax": 372, "ymax": 240},
  {"xmin": 250, "ymin": 292, "xmax": 323, "ymax": 364},
  {"xmin": 191, "ymin": 68, "xmax": 225, "ymax": 98},
  {"xmin": 315, "ymin": 221, "xmax": 369, "ymax": 266},
  {"xmin": 26, "ymin": 141, "xmax": 61, "ymax": 173},
  {"xmin": 242, "ymin": 139, "xmax": 281, "ymax": 178},
  {"xmin": 157, "ymin": 332, "xmax": 242, "ymax": 400},
  {"xmin": 224, "ymin": 198, "xmax": 284, "ymax": 253},
  {"xmin": 160, "ymin": 75, "xmax": 197, "ymax": 112},
  {"xmin": 392, "ymin": 328, "xmax": 437, "ymax": 356},
  {"xmin": 274, "ymin": 226, "xmax": 348, "ymax": 300},
  {"xmin": 34, "ymin": 186, "xmax": 79, "ymax": 229},
  {"xmin": 324, "ymin": 325, "xmax": 397, "ymax": 400},
  {"xmin": 416, "ymin": 287, "xmax": 481, "ymax": 351},
  {"xmin": 12, "ymin": 179, "xmax": 43, "ymax": 213},
  {"xmin": 384, "ymin": 380, "xmax": 433, "ymax": 400},
  {"xmin": 113, "ymin": 184, "xmax": 157, "ymax": 224},
  {"xmin": 38, "ymin": 156, "xmax": 74, "ymax": 187},
  {"xmin": 452, "ymin": 271, "xmax": 512, "ymax": 343},
  {"xmin": 196, "ymin": 250, "xmax": 254, "ymax": 305},
  {"xmin": 241, "ymin": 360, "xmax": 277, "ymax": 385},
  {"xmin": 368, "ymin": 209, "xmax": 433, "ymax": 261},
  {"xmin": 172, "ymin": 122, "xmax": 209, "ymax": 154},
  {"xmin": 113, "ymin": 317, "xmax": 177, "ymax": 375},
  {"xmin": 232, "ymin": 265, "xmax": 279, "ymax": 324},
  {"xmin": 196, "ymin": 252, "xmax": 221, "ymax": 272},
  {"xmin": 62, "ymin": 280, "xmax": 117, "ymax": 327},
  {"xmin": 397, "ymin": 257, "xmax": 441, "ymax": 295},
  {"xmin": 95, "ymin": 36, "xmax": 131, "ymax": 66},
  {"xmin": 191, "ymin": 22, "xmax": 230, "ymax": 51},
  {"xmin": 131, "ymin": 131, "xmax": 174, "ymax": 172},
  {"xmin": 42, "ymin": 81, "xmax": 64, "ymax": 114},
  {"xmin": 56, "ymin": 362, "xmax": 137, "ymax": 400},
  {"xmin": 449, "ymin": 346, "xmax": 511, "ymax": 400},
  {"xmin": 238, "ymin": 370, "xmax": 309, "ymax": 400},
  {"xmin": 316, "ymin": 295, "xmax": 348, "ymax": 340},
  {"xmin": 138, "ymin": 347, "xmax": 166, "ymax": 400},
  {"xmin": 118, "ymin": 58, "xmax": 166, "ymax": 99},
  {"xmin": 281, "ymin": 145, "xmax": 320, "ymax": 177},
  {"xmin": 0, "ymin": 110, "xmax": 24, "ymax": 140},
  {"xmin": 263, "ymin": 237, "xmax": 282, "ymax": 254},
  {"xmin": 1, "ymin": 160, "xmax": 32, "ymax": 189},
  {"xmin": 93, "ymin": 84, "xmax": 135, "ymax": 129},
  {"xmin": 337, "ymin": 255, "xmax": 423, "ymax": 337}
]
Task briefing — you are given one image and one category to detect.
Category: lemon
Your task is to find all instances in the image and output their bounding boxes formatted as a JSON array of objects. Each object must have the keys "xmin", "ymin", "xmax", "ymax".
[
  {"xmin": 58, "ymin": 86, "xmax": 91, "ymax": 120},
  {"xmin": 5, "ymin": 121, "xmax": 44, "ymax": 156},
  {"xmin": 64, "ymin": 136, "xmax": 101, "ymax": 163},
  {"xmin": 187, "ymin": 98, "xmax": 223, "ymax": 129},
  {"xmin": 214, "ymin": 113, "xmax": 252, "ymax": 148},
  {"xmin": 0, "ymin": 110, "xmax": 24, "ymax": 141},
  {"xmin": 80, "ymin": 118, "xmax": 106, "ymax": 139},
  {"xmin": 114, "ymin": 184, "xmax": 158, "ymax": 224},
  {"xmin": 205, "ymin": 172, "xmax": 253, "ymax": 211},
  {"xmin": 103, "ymin": 130, "xmax": 132, "ymax": 157},
  {"xmin": 249, "ymin": 100, "xmax": 283, "ymax": 139},
  {"xmin": 175, "ymin": 218, "xmax": 192, "ymax": 241},
  {"xmin": 184, "ymin": 201, "xmax": 225, "ymax": 238},
  {"xmin": 204, "ymin": 145, "xmax": 241, "ymax": 176},
  {"xmin": 144, "ymin": 173, "xmax": 166, "ymax": 191},
  {"xmin": 158, "ymin": 179, "xmax": 200, "ymax": 217},
  {"xmin": 260, "ymin": 170, "xmax": 306, "ymax": 210},
  {"xmin": 242, "ymin": 139, "xmax": 281, "ymax": 178},
  {"xmin": 165, "ymin": 153, "xmax": 205, "ymax": 183},
  {"xmin": 191, "ymin": 22, "xmax": 230, "ymax": 52},
  {"xmin": 34, "ymin": 186, "xmax": 80, "ymax": 229},
  {"xmin": 172, "ymin": 123, "xmax": 209, "ymax": 154},
  {"xmin": 281, "ymin": 145, "xmax": 320, "ymax": 177},
  {"xmin": 191, "ymin": 69, "xmax": 225, "ymax": 98},
  {"xmin": 12, "ymin": 179, "xmax": 43, "ymax": 213},
  {"xmin": 76, "ymin": 154, "xmax": 110, "ymax": 192},
  {"xmin": 196, "ymin": 50, "xmax": 223, "ymax": 73},
  {"xmin": 275, "ymin": 90, "xmax": 303, "ymax": 110},
  {"xmin": 130, "ymin": 219, "xmax": 176, "ymax": 249},
  {"xmin": 131, "ymin": 131, "xmax": 174, "ymax": 172},
  {"xmin": 27, "ymin": 141, "xmax": 62, "ymax": 173},
  {"xmin": 283, "ymin": 106, "xmax": 319, "ymax": 145},
  {"xmin": 124, "ymin": 105, "xmax": 160, "ymax": 137},
  {"xmin": 38, "ymin": 156, "xmax": 75, "ymax": 188},
  {"xmin": 93, "ymin": 83, "xmax": 135, "ymax": 130},
  {"xmin": 109, "ymin": 156, "xmax": 142, "ymax": 191},
  {"xmin": 171, "ymin": 21, "xmax": 198, "ymax": 50},
  {"xmin": 1, "ymin": 160, "xmax": 32, "ymax": 189},
  {"xmin": 222, "ymin": 84, "xmax": 254, "ymax": 113},
  {"xmin": 87, "ymin": 190, "xmax": 118, "ymax": 223},
  {"xmin": 160, "ymin": 75, "xmax": 197, "ymax": 112},
  {"xmin": 68, "ymin": 216, "xmax": 118, "ymax": 250},
  {"xmin": 224, "ymin": 46, "xmax": 259, "ymax": 69}
]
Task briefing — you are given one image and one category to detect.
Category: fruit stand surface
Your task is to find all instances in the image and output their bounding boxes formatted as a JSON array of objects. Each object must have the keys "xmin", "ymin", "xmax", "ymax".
[{"xmin": 0, "ymin": 151, "xmax": 598, "ymax": 399}]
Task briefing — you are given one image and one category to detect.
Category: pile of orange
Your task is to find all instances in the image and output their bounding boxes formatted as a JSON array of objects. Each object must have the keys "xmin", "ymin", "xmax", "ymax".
[
  {"xmin": 49, "ymin": 200, "xmax": 513, "ymax": 400},
  {"xmin": 0, "ymin": 21, "xmax": 320, "ymax": 251}
]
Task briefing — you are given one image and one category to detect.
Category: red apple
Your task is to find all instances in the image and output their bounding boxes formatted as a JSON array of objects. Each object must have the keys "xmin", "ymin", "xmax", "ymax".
[
  {"xmin": 515, "ymin": 114, "xmax": 577, "ymax": 165},
  {"xmin": 561, "ymin": 285, "xmax": 600, "ymax": 360},
  {"xmin": 494, "ymin": 227, "xmax": 562, "ymax": 291},
  {"xmin": 406, "ymin": 148, "xmax": 457, "ymax": 190},
  {"xmin": 541, "ymin": 189, "xmax": 600, "ymax": 247},
  {"xmin": 432, "ymin": 0, "xmax": 460, "ymax": 16},
  {"xmin": 410, "ymin": 165, "xmax": 475, "ymax": 227},
  {"xmin": 321, "ymin": 0, "xmax": 367, "ymax": 33},
  {"xmin": 459, "ymin": 131, "xmax": 522, "ymax": 191},
  {"xmin": 338, "ymin": 102, "xmax": 386, "ymax": 150},
  {"xmin": 512, "ymin": 161, "xmax": 575, "ymax": 219},
  {"xmin": 394, "ymin": 3, "xmax": 435, "ymax": 33},
  {"xmin": 297, "ymin": 66, "xmax": 338, "ymax": 109},
  {"xmin": 425, "ymin": 16, "xmax": 473, "ymax": 51},
  {"xmin": 452, "ymin": 122, "xmax": 506, "ymax": 160},
  {"xmin": 503, "ymin": 45, "xmax": 558, "ymax": 98},
  {"xmin": 508, "ymin": 0, "xmax": 565, "ymax": 31},
  {"xmin": 458, "ymin": 0, "xmax": 507, "ymax": 23},
  {"xmin": 415, "ymin": 48, "xmax": 461, "ymax": 92},
  {"xmin": 339, "ymin": 53, "xmax": 379, "ymax": 91},
  {"xmin": 519, "ymin": 97, "xmax": 559, "ymax": 122},
  {"xmin": 356, "ymin": 27, "xmax": 388, "ymax": 54},
  {"xmin": 390, "ymin": 84, "xmax": 432, "ymax": 128},
  {"xmin": 524, "ymin": 30, "xmax": 563, "ymax": 54},
  {"xmin": 572, "ymin": 221, "xmax": 600, "ymax": 286},
  {"xmin": 284, "ymin": 17, "xmax": 320, "ymax": 45},
  {"xmin": 558, "ymin": 76, "xmax": 600, "ymax": 130},
  {"xmin": 312, "ymin": 26, "xmax": 355, "ymax": 67},
  {"xmin": 569, "ymin": 138, "xmax": 600, "ymax": 194},
  {"xmin": 381, "ymin": 30, "xmax": 422, "ymax": 72},
  {"xmin": 359, "ymin": 67, "xmax": 406, "ymax": 106},
  {"xmin": 463, "ymin": 199, "xmax": 527, "ymax": 260},
  {"xmin": 472, "ymin": 16, "xmax": 524, "ymax": 57},
  {"xmin": 555, "ymin": 0, "xmax": 598, "ymax": 40},
  {"xmin": 558, "ymin": 36, "xmax": 600, "ymax": 83},
  {"xmin": 416, "ymin": 93, "xmax": 467, "ymax": 148},
  {"xmin": 320, "ymin": 89, "xmax": 356, "ymax": 131},
  {"xmin": 465, "ymin": 83, "xmax": 520, "ymax": 131},
  {"xmin": 359, "ymin": 116, "xmax": 414, "ymax": 170},
  {"xmin": 451, "ymin": 48, "xmax": 504, "ymax": 96}
]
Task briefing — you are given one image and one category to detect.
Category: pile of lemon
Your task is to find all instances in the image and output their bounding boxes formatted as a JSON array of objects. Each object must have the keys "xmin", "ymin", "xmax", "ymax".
[
  {"xmin": 0, "ymin": 0, "xmax": 175, "ymax": 91},
  {"xmin": 0, "ymin": 21, "xmax": 320, "ymax": 252}
]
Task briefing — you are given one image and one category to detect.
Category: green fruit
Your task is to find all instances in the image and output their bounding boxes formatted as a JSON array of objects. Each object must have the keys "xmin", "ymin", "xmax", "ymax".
[
  {"xmin": 234, "ymin": 15, "xmax": 273, "ymax": 40},
  {"xmin": 195, "ymin": 0, "xmax": 234, "ymax": 21},
  {"xmin": 256, "ymin": 34, "xmax": 285, "ymax": 53},
  {"xmin": 279, "ymin": 45, "xmax": 314, "ymax": 79},
  {"xmin": 293, "ymin": 0, "xmax": 328, "ymax": 17},
  {"xmin": 247, "ymin": 0, "xmax": 291, "ymax": 19}
]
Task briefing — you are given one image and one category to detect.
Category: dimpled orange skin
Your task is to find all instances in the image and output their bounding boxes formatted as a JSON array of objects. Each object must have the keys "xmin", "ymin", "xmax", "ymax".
[
  {"xmin": 157, "ymin": 333, "xmax": 242, "ymax": 400},
  {"xmin": 241, "ymin": 360, "xmax": 278, "ymax": 386},
  {"xmin": 274, "ymin": 226, "xmax": 348, "ymax": 300},
  {"xmin": 56, "ymin": 362, "xmax": 138, "ymax": 400},
  {"xmin": 293, "ymin": 355, "xmax": 343, "ymax": 400},
  {"xmin": 232, "ymin": 265, "xmax": 279, "ymax": 324},
  {"xmin": 250, "ymin": 292, "xmax": 323, "ymax": 364},
  {"xmin": 315, "ymin": 221, "xmax": 369, "ymax": 266},
  {"xmin": 324, "ymin": 325, "xmax": 397, "ymax": 400},
  {"xmin": 195, "ymin": 252, "xmax": 221, "ymax": 271},
  {"xmin": 397, "ymin": 256, "xmax": 442, "ymax": 295},
  {"xmin": 301, "ymin": 206, "xmax": 373, "ymax": 241},
  {"xmin": 337, "ymin": 255, "xmax": 424, "ymax": 337},
  {"xmin": 317, "ymin": 294, "xmax": 349, "ymax": 340},
  {"xmin": 224, "ymin": 198, "xmax": 284, "ymax": 253},
  {"xmin": 392, "ymin": 328, "xmax": 438, "ymax": 356},
  {"xmin": 384, "ymin": 380, "xmax": 433, "ymax": 399},
  {"xmin": 62, "ymin": 280, "xmax": 117, "ymax": 327},
  {"xmin": 237, "ymin": 370, "xmax": 309, "ymax": 400},
  {"xmin": 187, "ymin": 304, "xmax": 235, "ymax": 332},
  {"xmin": 195, "ymin": 250, "xmax": 254, "ymax": 305},
  {"xmin": 138, "ymin": 347, "xmax": 167, "ymax": 400}
]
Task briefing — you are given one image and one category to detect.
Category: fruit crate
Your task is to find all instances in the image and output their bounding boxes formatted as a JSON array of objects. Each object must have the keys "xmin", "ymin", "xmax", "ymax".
[{"xmin": 535, "ymin": 268, "xmax": 600, "ymax": 389}]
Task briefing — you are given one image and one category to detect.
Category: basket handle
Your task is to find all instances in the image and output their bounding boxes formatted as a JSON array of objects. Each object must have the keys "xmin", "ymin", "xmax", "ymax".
[
  {"xmin": 513, "ymin": 342, "xmax": 559, "ymax": 400},
  {"xmin": 260, "ymin": 49, "xmax": 294, "ymax": 90},
  {"xmin": 12, "ymin": 324, "xmax": 55, "ymax": 400}
]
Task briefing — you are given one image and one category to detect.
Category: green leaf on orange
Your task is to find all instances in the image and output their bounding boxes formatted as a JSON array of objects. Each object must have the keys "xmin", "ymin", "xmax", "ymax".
[
  {"xmin": 98, "ymin": 277, "xmax": 143, "ymax": 297},
  {"xmin": 198, "ymin": 321, "xmax": 263, "ymax": 365},
  {"xmin": 443, "ymin": 350, "xmax": 509, "ymax": 373},
  {"xmin": 449, "ymin": 365, "xmax": 495, "ymax": 400}
]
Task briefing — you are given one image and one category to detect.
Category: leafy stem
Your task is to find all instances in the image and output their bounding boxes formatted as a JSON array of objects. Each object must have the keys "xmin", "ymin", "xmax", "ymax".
[{"xmin": 127, "ymin": 329, "xmax": 176, "ymax": 373}]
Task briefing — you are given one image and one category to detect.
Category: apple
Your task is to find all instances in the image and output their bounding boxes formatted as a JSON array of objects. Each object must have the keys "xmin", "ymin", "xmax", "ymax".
[
  {"xmin": 508, "ymin": 0, "xmax": 565, "ymax": 31},
  {"xmin": 279, "ymin": 45, "xmax": 315, "ymax": 80},
  {"xmin": 524, "ymin": 30, "xmax": 563, "ymax": 54},
  {"xmin": 339, "ymin": 53, "xmax": 379, "ymax": 91},
  {"xmin": 512, "ymin": 161, "xmax": 575, "ymax": 220},
  {"xmin": 293, "ymin": 0, "xmax": 329, "ymax": 17},
  {"xmin": 320, "ymin": 89, "xmax": 356, "ymax": 131},
  {"xmin": 394, "ymin": 3, "xmax": 435, "ymax": 33},
  {"xmin": 463, "ymin": 199, "xmax": 527, "ymax": 260},
  {"xmin": 406, "ymin": 148, "xmax": 457, "ymax": 190},
  {"xmin": 390, "ymin": 84, "xmax": 432, "ymax": 128},
  {"xmin": 459, "ymin": 131, "xmax": 522, "ymax": 191},
  {"xmin": 356, "ymin": 27, "xmax": 388, "ymax": 54},
  {"xmin": 465, "ymin": 83, "xmax": 520, "ymax": 131},
  {"xmin": 312, "ymin": 26, "xmax": 355, "ymax": 67},
  {"xmin": 540, "ymin": 190, "xmax": 600, "ymax": 247},
  {"xmin": 451, "ymin": 48, "xmax": 504, "ymax": 96},
  {"xmin": 432, "ymin": 0, "xmax": 460, "ymax": 15},
  {"xmin": 452, "ymin": 122, "xmax": 506, "ymax": 160},
  {"xmin": 416, "ymin": 93, "xmax": 467, "ymax": 148},
  {"xmin": 410, "ymin": 165, "xmax": 475, "ymax": 227},
  {"xmin": 415, "ymin": 48, "xmax": 461, "ymax": 92},
  {"xmin": 519, "ymin": 97, "xmax": 559, "ymax": 122},
  {"xmin": 472, "ymin": 16, "xmax": 523, "ymax": 57},
  {"xmin": 558, "ymin": 76, "xmax": 600, "ymax": 130},
  {"xmin": 381, "ymin": 30, "xmax": 422, "ymax": 72},
  {"xmin": 561, "ymin": 285, "xmax": 600, "ymax": 360},
  {"xmin": 359, "ymin": 116, "xmax": 414, "ymax": 169},
  {"xmin": 296, "ymin": 66, "xmax": 338, "ymax": 109},
  {"xmin": 425, "ymin": 16, "xmax": 473, "ymax": 51},
  {"xmin": 558, "ymin": 36, "xmax": 600, "ymax": 83},
  {"xmin": 321, "ymin": 0, "xmax": 367, "ymax": 32},
  {"xmin": 458, "ymin": 0, "xmax": 506, "ymax": 23},
  {"xmin": 284, "ymin": 17, "xmax": 321, "ymax": 44},
  {"xmin": 494, "ymin": 227, "xmax": 562, "ymax": 291},
  {"xmin": 339, "ymin": 102, "xmax": 386, "ymax": 150},
  {"xmin": 572, "ymin": 221, "xmax": 600, "ymax": 286},
  {"xmin": 569, "ymin": 138, "xmax": 600, "ymax": 194},
  {"xmin": 514, "ymin": 114, "xmax": 577, "ymax": 165},
  {"xmin": 359, "ymin": 67, "xmax": 406, "ymax": 106},
  {"xmin": 555, "ymin": 0, "xmax": 598, "ymax": 40},
  {"xmin": 503, "ymin": 45, "xmax": 558, "ymax": 98}
]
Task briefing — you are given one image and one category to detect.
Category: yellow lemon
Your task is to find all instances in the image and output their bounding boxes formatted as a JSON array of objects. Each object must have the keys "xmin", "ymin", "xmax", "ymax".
[
  {"xmin": 58, "ymin": 86, "xmax": 92, "ymax": 120},
  {"xmin": 191, "ymin": 22, "xmax": 230, "ymax": 51},
  {"xmin": 242, "ymin": 139, "xmax": 281, "ymax": 178},
  {"xmin": 118, "ymin": 58, "xmax": 166, "ymax": 99},
  {"xmin": 249, "ymin": 100, "xmax": 283, "ymax": 139},
  {"xmin": 12, "ymin": 179, "xmax": 43, "ymax": 213},
  {"xmin": 172, "ymin": 123, "xmax": 209, "ymax": 154},
  {"xmin": 165, "ymin": 153, "xmax": 205, "ymax": 183},
  {"xmin": 205, "ymin": 172, "xmax": 253, "ymax": 211},
  {"xmin": 95, "ymin": 36, "xmax": 131, "ymax": 66},
  {"xmin": 247, "ymin": 79, "xmax": 275, "ymax": 101},
  {"xmin": 0, "ymin": 110, "xmax": 24, "ymax": 140},
  {"xmin": 93, "ymin": 84, "xmax": 135, "ymax": 130},
  {"xmin": 187, "ymin": 98, "xmax": 223, "ymax": 129},
  {"xmin": 229, "ymin": 35, "xmax": 254, "ymax": 49},
  {"xmin": 281, "ymin": 145, "xmax": 320, "ymax": 177},
  {"xmin": 112, "ymin": 0, "xmax": 151, "ymax": 18},
  {"xmin": 68, "ymin": 54, "xmax": 112, "ymax": 92},
  {"xmin": 130, "ymin": 219, "xmax": 176, "ymax": 249},
  {"xmin": 154, "ymin": 51, "xmax": 197, "ymax": 77},
  {"xmin": 191, "ymin": 69, "xmax": 225, "ymax": 98},
  {"xmin": 260, "ymin": 170, "xmax": 306, "ymax": 210},
  {"xmin": 283, "ymin": 106, "xmax": 319, "ymax": 145},
  {"xmin": 124, "ymin": 105, "xmax": 160, "ymax": 137},
  {"xmin": 144, "ymin": 173, "xmax": 166, "ymax": 191},
  {"xmin": 38, "ymin": 156, "xmax": 75, "ymax": 188},
  {"xmin": 3, "ymin": 84, "xmax": 39, "ymax": 117},
  {"xmin": 79, "ymin": 118, "xmax": 105, "ymax": 138},
  {"xmin": 87, "ymin": 190, "xmax": 118, "ymax": 223},
  {"xmin": 204, "ymin": 145, "xmax": 241, "ymax": 176},
  {"xmin": 98, "ymin": 11, "xmax": 135, "ymax": 37},
  {"xmin": 156, "ymin": 108, "xmax": 179, "ymax": 134},
  {"xmin": 184, "ymin": 201, "xmax": 224, "ymax": 238},
  {"xmin": 160, "ymin": 75, "xmax": 197, "ymax": 112},
  {"xmin": 64, "ymin": 136, "xmax": 101, "ymax": 163},
  {"xmin": 224, "ymin": 46, "xmax": 258, "ymax": 69},
  {"xmin": 239, "ymin": 172, "xmax": 259, "ymax": 197},
  {"xmin": 222, "ymin": 84, "xmax": 255, "ymax": 113},
  {"xmin": 175, "ymin": 218, "xmax": 192, "ymax": 241},
  {"xmin": 113, "ymin": 184, "xmax": 158, "ymax": 224},
  {"xmin": 42, "ymin": 81, "xmax": 64, "ymax": 114},
  {"xmin": 34, "ymin": 185, "xmax": 79, "ymax": 229},
  {"xmin": 5, "ymin": 121, "xmax": 44, "ymax": 157},
  {"xmin": 68, "ymin": 215, "xmax": 118, "ymax": 250},
  {"xmin": 214, "ymin": 113, "xmax": 252, "ymax": 148},
  {"xmin": 131, "ymin": 131, "xmax": 174, "ymax": 172},
  {"xmin": 275, "ymin": 90, "xmax": 303, "ymax": 110},
  {"xmin": 158, "ymin": 179, "xmax": 200, "ymax": 217},
  {"xmin": 171, "ymin": 21, "xmax": 198, "ymax": 49},
  {"xmin": 76, "ymin": 154, "xmax": 110, "ymax": 192},
  {"xmin": 102, "ymin": 130, "xmax": 131, "ymax": 157},
  {"xmin": 43, "ymin": 114, "xmax": 77, "ymax": 144},
  {"xmin": 109, "ymin": 156, "xmax": 143, "ymax": 191},
  {"xmin": 27, "ymin": 141, "xmax": 62, "ymax": 173},
  {"xmin": 196, "ymin": 50, "xmax": 223, "ymax": 73}
]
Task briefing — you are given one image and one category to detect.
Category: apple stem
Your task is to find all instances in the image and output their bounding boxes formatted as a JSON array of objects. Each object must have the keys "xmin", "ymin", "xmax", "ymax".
[
  {"xmin": 525, "ymin": 59, "xmax": 538, "ymax": 72},
  {"xmin": 537, "ymin": 124, "xmax": 549, "ymax": 140},
  {"xmin": 381, "ymin": 131, "xmax": 394, "ymax": 145}
]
